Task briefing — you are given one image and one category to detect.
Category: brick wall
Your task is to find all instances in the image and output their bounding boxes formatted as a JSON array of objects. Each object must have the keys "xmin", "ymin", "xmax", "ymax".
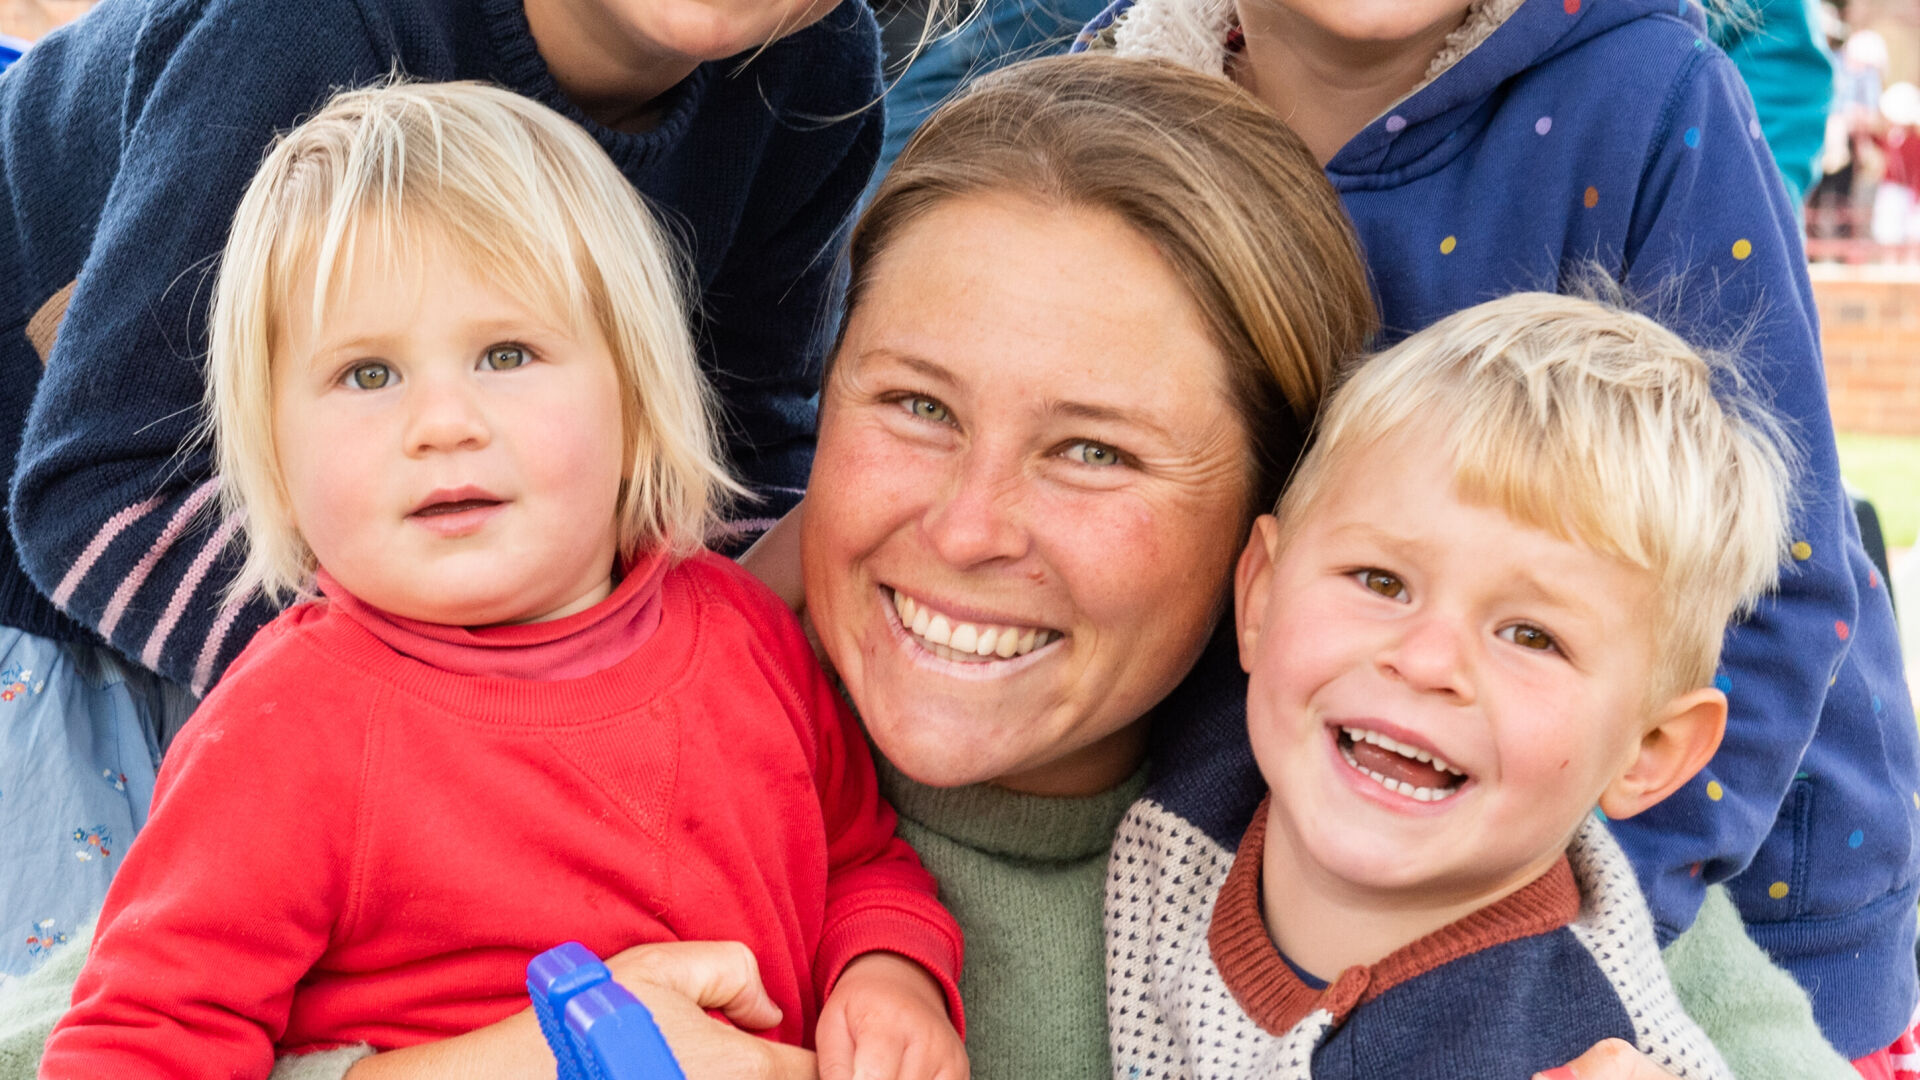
[{"xmin": 1814, "ymin": 264, "xmax": 1920, "ymax": 436}]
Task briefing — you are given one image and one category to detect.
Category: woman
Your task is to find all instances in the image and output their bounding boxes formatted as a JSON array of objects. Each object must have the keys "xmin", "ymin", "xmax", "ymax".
[
  {"xmin": 0, "ymin": 55, "xmax": 1850, "ymax": 1080},
  {"xmin": 799, "ymin": 55, "xmax": 1856, "ymax": 1080}
]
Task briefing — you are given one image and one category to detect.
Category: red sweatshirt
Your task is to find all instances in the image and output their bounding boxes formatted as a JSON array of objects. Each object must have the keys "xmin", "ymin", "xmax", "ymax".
[{"xmin": 42, "ymin": 552, "xmax": 962, "ymax": 1077}]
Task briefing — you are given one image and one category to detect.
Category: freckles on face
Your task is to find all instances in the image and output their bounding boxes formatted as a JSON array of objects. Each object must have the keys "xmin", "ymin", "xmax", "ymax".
[{"xmin": 803, "ymin": 193, "xmax": 1254, "ymax": 793}]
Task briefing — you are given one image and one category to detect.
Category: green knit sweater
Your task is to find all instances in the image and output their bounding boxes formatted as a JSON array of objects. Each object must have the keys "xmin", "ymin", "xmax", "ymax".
[{"xmin": 875, "ymin": 756, "xmax": 1148, "ymax": 1080}]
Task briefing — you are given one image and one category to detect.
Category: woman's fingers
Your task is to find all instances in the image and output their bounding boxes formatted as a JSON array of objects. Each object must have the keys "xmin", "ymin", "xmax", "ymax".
[
  {"xmin": 605, "ymin": 939, "xmax": 784, "ymax": 1031},
  {"xmin": 1535, "ymin": 1038, "xmax": 1683, "ymax": 1080}
]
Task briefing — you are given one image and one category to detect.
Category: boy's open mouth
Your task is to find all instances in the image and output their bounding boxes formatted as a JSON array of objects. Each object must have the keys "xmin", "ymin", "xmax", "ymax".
[{"xmin": 1336, "ymin": 725, "xmax": 1468, "ymax": 803}]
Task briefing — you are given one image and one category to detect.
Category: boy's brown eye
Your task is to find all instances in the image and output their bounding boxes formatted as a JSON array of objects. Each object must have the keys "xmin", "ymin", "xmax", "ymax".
[
  {"xmin": 483, "ymin": 345, "xmax": 527, "ymax": 371},
  {"xmin": 1504, "ymin": 625, "xmax": 1557, "ymax": 651},
  {"xmin": 349, "ymin": 362, "xmax": 391, "ymax": 390},
  {"xmin": 1360, "ymin": 570, "xmax": 1405, "ymax": 599}
]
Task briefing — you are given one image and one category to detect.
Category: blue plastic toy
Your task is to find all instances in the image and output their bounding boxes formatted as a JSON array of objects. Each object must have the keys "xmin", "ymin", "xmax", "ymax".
[
  {"xmin": 529, "ymin": 942, "xmax": 688, "ymax": 1080},
  {"xmin": 0, "ymin": 34, "xmax": 28, "ymax": 73}
]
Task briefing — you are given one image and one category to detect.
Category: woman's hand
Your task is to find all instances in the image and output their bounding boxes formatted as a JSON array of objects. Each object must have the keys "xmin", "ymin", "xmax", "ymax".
[
  {"xmin": 344, "ymin": 941, "xmax": 818, "ymax": 1080},
  {"xmin": 604, "ymin": 940, "xmax": 817, "ymax": 1080},
  {"xmin": 1534, "ymin": 1039, "xmax": 1683, "ymax": 1080},
  {"xmin": 815, "ymin": 952, "xmax": 967, "ymax": 1080}
]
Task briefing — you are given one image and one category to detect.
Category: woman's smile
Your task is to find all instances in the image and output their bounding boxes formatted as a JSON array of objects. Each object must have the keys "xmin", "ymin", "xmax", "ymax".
[{"xmin": 885, "ymin": 587, "xmax": 1062, "ymax": 666}]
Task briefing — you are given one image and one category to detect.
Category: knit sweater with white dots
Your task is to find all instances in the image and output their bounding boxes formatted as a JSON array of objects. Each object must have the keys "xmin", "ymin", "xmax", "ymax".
[
  {"xmin": 1079, "ymin": 0, "xmax": 1920, "ymax": 1056},
  {"xmin": 1106, "ymin": 802, "xmax": 1734, "ymax": 1080}
]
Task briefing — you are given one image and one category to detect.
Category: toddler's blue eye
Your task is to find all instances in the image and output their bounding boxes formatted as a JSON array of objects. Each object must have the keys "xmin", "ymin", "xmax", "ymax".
[
  {"xmin": 1357, "ymin": 569, "xmax": 1406, "ymax": 600},
  {"xmin": 1065, "ymin": 441, "xmax": 1121, "ymax": 467},
  {"xmin": 349, "ymin": 362, "xmax": 391, "ymax": 390},
  {"xmin": 483, "ymin": 345, "xmax": 528, "ymax": 371},
  {"xmin": 903, "ymin": 395, "xmax": 950, "ymax": 423}
]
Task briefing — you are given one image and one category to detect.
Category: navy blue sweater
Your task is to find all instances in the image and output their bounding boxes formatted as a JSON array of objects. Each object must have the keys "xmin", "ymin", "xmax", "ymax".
[
  {"xmin": 1085, "ymin": 0, "xmax": 1919, "ymax": 1056},
  {"xmin": 0, "ymin": 0, "xmax": 880, "ymax": 695}
]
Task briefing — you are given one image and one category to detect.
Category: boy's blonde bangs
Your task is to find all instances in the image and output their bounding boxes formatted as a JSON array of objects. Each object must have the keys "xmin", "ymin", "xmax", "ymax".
[
  {"xmin": 1277, "ymin": 293, "xmax": 1796, "ymax": 701},
  {"xmin": 209, "ymin": 80, "xmax": 740, "ymax": 606}
]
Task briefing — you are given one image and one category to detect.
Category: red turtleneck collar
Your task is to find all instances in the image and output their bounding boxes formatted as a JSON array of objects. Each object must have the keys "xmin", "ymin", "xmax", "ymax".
[{"xmin": 315, "ymin": 551, "xmax": 669, "ymax": 681}]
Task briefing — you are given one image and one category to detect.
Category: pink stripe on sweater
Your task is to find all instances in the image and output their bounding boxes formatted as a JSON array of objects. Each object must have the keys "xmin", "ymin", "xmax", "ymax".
[
  {"xmin": 142, "ymin": 510, "xmax": 242, "ymax": 673},
  {"xmin": 99, "ymin": 481, "xmax": 219, "ymax": 640},
  {"xmin": 191, "ymin": 587, "xmax": 254, "ymax": 697},
  {"xmin": 51, "ymin": 494, "xmax": 165, "ymax": 609}
]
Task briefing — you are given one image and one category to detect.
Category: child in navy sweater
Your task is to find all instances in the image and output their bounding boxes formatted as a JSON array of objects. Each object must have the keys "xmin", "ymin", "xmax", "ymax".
[
  {"xmin": 0, "ymin": 0, "xmax": 881, "ymax": 974},
  {"xmin": 1108, "ymin": 292, "xmax": 1789, "ymax": 1080},
  {"xmin": 1080, "ymin": 0, "xmax": 1920, "ymax": 1061}
]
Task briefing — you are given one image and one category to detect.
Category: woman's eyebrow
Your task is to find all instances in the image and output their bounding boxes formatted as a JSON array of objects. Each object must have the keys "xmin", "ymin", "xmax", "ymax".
[
  {"xmin": 1043, "ymin": 399, "xmax": 1174, "ymax": 441},
  {"xmin": 861, "ymin": 350, "xmax": 960, "ymax": 388}
]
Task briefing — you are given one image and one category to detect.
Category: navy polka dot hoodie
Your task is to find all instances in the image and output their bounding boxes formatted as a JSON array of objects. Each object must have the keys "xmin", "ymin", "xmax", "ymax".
[{"xmin": 1081, "ymin": 0, "xmax": 1918, "ymax": 1058}]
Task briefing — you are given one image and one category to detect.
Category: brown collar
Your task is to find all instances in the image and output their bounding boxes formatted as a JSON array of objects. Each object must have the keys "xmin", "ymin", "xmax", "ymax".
[{"xmin": 1208, "ymin": 794, "xmax": 1581, "ymax": 1035}]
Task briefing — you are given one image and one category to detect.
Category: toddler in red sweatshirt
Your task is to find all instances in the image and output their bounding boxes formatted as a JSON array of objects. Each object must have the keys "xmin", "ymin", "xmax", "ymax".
[{"xmin": 41, "ymin": 80, "xmax": 964, "ymax": 1080}]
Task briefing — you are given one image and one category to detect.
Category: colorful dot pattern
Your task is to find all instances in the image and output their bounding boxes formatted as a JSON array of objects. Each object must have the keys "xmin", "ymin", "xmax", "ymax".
[
  {"xmin": 1684, "ymin": 127, "xmax": 1701, "ymax": 148},
  {"xmin": 1835, "ymin": 620, "xmax": 1851, "ymax": 641},
  {"xmin": 1564, "ymin": 0, "xmax": 1580, "ymax": 12},
  {"xmin": 1385, "ymin": 115, "xmax": 1407, "ymax": 133},
  {"xmin": 1768, "ymin": 881, "xmax": 1789, "ymax": 899},
  {"xmin": 1732, "ymin": 238, "xmax": 1752, "ymax": 259},
  {"xmin": 1791, "ymin": 541, "xmax": 1812, "ymax": 561},
  {"xmin": 1850, "ymin": 829, "xmax": 1865, "ymax": 848},
  {"xmin": 1713, "ymin": 674, "xmax": 1732, "ymax": 693},
  {"xmin": 1440, "ymin": 235, "xmax": 1457, "ymax": 254},
  {"xmin": 1536, "ymin": 116, "xmax": 1553, "ymax": 136},
  {"xmin": 1706, "ymin": 781, "xmax": 1724, "ymax": 801},
  {"xmin": 1583, "ymin": 186, "xmax": 1599, "ymax": 208}
]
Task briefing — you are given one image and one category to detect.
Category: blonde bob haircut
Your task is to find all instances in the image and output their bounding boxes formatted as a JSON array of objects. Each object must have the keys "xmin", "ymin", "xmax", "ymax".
[
  {"xmin": 208, "ymin": 80, "xmax": 739, "ymax": 605},
  {"xmin": 847, "ymin": 55, "xmax": 1377, "ymax": 512},
  {"xmin": 1276, "ymin": 292, "xmax": 1795, "ymax": 702}
]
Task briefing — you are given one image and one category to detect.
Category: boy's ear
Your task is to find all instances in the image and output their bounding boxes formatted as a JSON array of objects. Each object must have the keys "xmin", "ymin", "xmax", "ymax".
[
  {"xmin": 1233, "ymin": 515, "xmax": 1283, "ymax": 675},
  {"xmin": 1598, "ymin": 687, "xmax": 1728, "ymax": 821}
]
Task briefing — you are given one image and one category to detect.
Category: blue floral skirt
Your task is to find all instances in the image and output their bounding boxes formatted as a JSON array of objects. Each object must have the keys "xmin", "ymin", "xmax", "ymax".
[{"xmin": 0, "ymin": 629, "xmax": 194, "ymax": 979}]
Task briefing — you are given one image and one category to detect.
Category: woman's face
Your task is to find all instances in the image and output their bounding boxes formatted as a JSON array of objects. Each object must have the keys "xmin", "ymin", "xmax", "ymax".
[{"xmin": 804, "ymin": 193, "xmax": 1255, "ymax": 795}]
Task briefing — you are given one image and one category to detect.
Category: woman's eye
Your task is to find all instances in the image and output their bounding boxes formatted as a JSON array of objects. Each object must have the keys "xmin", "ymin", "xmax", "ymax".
[
  {"xmin": 348, "ymin": 362, "xmax": 392, "ymax": 390},
  {"xmin": 1500, "ymin": 624, "xmax": 1559, "ymax": 653},
  {"xmin": 1064, "ymin": 441, "xmax": 1123, "ymax": 467},
  {"xmin": 1356, "ymin": 569, "xmax": 1406, "ymax": 600},
  {"xmin": 901, "ymin": 395, "xmax": 951, "ymax": 423},
  {"xmin": 482, "ymin": 344, "xmax": 528, "ymax": 371}
]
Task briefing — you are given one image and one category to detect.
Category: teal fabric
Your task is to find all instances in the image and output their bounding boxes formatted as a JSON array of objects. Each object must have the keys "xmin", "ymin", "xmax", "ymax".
[{"xmin": 1712, "ymin": 0, "xmax": 1834, "ymax": 202}]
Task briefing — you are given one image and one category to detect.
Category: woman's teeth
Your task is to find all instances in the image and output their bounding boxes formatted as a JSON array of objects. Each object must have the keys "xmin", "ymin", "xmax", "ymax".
[
  {"xmin": 1339, "ymin": 726, "xmax": 1467, "ymax": 803},
  {"xmin": 892, "ymin": 589, "xmax": 1056, "ymax": 662}
]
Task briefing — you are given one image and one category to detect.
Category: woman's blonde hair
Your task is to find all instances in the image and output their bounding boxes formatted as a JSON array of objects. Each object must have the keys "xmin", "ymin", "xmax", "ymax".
[
  {"xmin": 846, "ymin": 54, "xmax": 1377, "ymax": 511},
  {"xmin": 1277, "ymin": 291, "xmax": 1796, "ymax": 702},
  {"xmin": 208, "ymin": 80, "xmax": 740, "ymax": 605}
]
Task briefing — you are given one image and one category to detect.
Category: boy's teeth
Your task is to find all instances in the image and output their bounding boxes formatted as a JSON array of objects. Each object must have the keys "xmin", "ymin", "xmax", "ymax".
[
  {"xmin": 1341, "ymin": 726, "xmax": 1464, "ymax": 777},
  {"xmin": 890, "ymin": 589, "xmax": 1056, "ymax": 663},
  {"xmin": 1338, "ymin": 740, "xmax": 1462, "ymax": 803}
]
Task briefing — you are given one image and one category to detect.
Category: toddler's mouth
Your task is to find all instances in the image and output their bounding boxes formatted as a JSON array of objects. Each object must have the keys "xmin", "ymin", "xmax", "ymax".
[
  {"xmin": 1335, "ymin": 725, "xmax": 1468, "ymax": 803},
  {"xmin": 412, "ymin": 498, "xmax": 501, "ymax": 517}
]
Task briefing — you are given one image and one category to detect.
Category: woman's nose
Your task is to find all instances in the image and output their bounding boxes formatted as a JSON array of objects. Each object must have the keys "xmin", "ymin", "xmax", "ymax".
[
  {"xmin": 1377, "ymin": 613, "xmax": 1476, "ymax": 703},
  {"xmin": 404, "ymin": 372, "xmax": 491, "ymax": 456},
  {"xmin": 919, "ymin": 447, "xmax": 1031, "ymax": 569}
]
